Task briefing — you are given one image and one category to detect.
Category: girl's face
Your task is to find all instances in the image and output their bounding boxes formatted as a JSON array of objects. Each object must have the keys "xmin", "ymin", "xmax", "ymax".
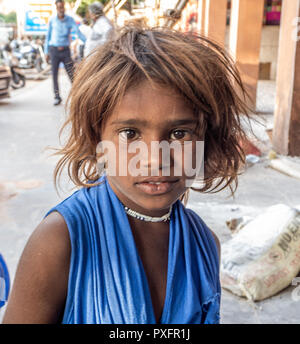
[{"xmin": 100, "ymin": 80, "xmax": 201, "ymax": 216}]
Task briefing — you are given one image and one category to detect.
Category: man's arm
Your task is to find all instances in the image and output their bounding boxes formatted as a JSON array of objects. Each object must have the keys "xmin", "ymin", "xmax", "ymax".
[
  {"xmin": 92, "ymin": 17, "xmax": 113, "ymax": 44},
  {"xmin": 44, "ymin": 18, "xmax": 52, "ymax": 56},
  {"xmin": 71, "ymin": 17, "xmax": 87, "ymax": 43}
]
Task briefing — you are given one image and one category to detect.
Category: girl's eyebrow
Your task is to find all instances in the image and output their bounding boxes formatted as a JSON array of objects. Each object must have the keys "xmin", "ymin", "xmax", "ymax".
[
  {"xmin": 110, "ymin": 118, "xmax": 198, "ymax": 126},
  {"xmin": 110, "ymin": 119, "xmax": 147, "ymax": 126},
  {"xmin": 166, "ymin": 119, "xmax": 198, "ymax": 126}
]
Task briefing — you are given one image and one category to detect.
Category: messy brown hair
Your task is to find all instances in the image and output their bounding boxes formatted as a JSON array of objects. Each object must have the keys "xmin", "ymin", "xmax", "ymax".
[{"xmin": 53, "ymin": 25, "xmax": 252, "ymax": 196}]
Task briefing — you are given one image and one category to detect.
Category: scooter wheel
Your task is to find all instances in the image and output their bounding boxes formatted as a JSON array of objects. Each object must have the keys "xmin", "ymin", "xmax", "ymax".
[{"xmin": 11, "ymin": 76, "xmax": 26, "ymax": 89}]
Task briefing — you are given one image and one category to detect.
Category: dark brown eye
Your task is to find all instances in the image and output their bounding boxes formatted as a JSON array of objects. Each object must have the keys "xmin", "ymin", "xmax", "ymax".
[
  {"xmin": 119, "ymin": 129, "xmax": 138, "ymax": 140},
  {"xmin": 170, "ymin": 129, "xmax": 190, "ymax": 140}
]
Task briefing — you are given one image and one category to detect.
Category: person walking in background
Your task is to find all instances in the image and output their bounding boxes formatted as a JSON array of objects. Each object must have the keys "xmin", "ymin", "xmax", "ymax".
[
  {"xmin": 45, "ymin": 0, "xmax": 87, "ymax": 106},
  {"xmin": 78, "ymin": 18, "xmax": 92, "ymax": 60},
  {"xmin": 79, "ymin": 18, "xmax": 92, "ymax": 41},
  {"xmin": 84, "ymin": 2, "xmax": 114, "ymax": 57}
]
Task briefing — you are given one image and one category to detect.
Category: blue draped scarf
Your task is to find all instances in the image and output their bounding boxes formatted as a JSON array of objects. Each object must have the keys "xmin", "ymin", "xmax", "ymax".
[
  {"xmin": 0, "ymin": 254, "xmax": 10, "ymax": 308},
  {"xmin": 44, "ymin": 175, "xmax": 221, "ymax": 324}
]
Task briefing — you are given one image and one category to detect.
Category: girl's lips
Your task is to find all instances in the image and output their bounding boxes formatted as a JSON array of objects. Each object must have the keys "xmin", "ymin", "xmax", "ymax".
[{"xmin": 135, "ymin": 180, "xmax": 179, "ymax": 195}]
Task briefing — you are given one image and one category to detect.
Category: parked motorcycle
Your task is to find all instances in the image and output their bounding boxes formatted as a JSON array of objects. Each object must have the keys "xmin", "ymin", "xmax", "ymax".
[
  {"xmin": 10, "ymin": 62, "xmax": 26, "ymax": 89},
  {"xmin": 2, "ymin": 45, "xmax": 26, "ymax": 89},
  {"xmin": 10, "ymin": 40, "xmax": 47, "ymax": 73}
]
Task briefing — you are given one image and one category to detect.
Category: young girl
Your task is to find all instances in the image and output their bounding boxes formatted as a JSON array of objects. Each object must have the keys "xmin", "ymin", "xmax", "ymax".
[{"xmin": 2, "ymin": 25, "xmax": 250, "ymax": 324}]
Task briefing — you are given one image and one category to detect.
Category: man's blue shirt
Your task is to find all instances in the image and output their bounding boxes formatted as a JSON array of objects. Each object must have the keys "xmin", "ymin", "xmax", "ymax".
[{"xmin": 45, "ymin": 14, "xmax": 86, "ymax": 54}]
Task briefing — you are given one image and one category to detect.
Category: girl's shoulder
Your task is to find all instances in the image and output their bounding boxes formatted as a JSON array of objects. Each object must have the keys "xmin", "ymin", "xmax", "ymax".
[
  {"xmin": 45, "ymin": 180, "xmax": 106, "ymax": 217},
  {"xmin": 42, "ymin": 180, "xmax": 106, "ymax": 246}
]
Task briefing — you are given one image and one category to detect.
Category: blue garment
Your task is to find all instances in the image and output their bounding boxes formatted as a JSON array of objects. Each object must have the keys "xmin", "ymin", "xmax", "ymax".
[
  {"xmin": 44, "ymin": 175, "xmax": 221, "ymax": 324},
  {"xmin": 44, "ymin": 15, "xmax": 86, "ymax": 55},
  {"xmin": 0, "ymin": 253, "xmax": 10, "ymax": 308}
]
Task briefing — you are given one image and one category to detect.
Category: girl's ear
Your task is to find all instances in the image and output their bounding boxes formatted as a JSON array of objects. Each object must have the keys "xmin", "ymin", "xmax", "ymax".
[
  {"xmin": 95, "ymin": 153, "xmax": 107, "ymax": 176},
  {"xmin": 95, "ymin": 144, "xmax": 107, "ymax": 176}
]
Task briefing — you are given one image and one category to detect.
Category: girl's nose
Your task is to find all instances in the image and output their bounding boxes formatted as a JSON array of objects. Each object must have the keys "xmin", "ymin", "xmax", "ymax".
[{"xmin": 140, "ymin": 139, "xmax": 174, "ymax": 176}]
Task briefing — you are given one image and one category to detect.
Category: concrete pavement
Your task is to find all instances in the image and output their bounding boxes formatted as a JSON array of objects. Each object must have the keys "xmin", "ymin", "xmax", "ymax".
[{"xmin": 0, "ymin": 73, "xmax": 299, "ymax": 323}]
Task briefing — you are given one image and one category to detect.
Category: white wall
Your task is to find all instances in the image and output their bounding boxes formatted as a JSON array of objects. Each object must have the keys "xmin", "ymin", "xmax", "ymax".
[
  {"xmin": 225, "ymin": 25, "xmax": 280, "ymax": 80},
  {"xmin": 259, "ymin": 25, "xmax": 280, "ymax": 80}
]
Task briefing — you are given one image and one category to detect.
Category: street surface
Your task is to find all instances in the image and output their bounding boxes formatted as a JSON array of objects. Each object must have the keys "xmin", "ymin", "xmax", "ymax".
[{"xmin": 0, "ymin": 72, "xmax": 300, "ymax": 323}]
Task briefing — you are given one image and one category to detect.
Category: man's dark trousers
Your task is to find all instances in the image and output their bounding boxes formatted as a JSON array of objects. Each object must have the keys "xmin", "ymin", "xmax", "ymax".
[{"xmin": 49, "ymin": 46, "xmax": 74, "ymax": 100}]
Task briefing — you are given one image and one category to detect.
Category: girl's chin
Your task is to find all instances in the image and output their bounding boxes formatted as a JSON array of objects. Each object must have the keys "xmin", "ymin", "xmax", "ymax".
[
  {"xmin": 131, "ymin": 197, "xmax": 176, "ymax": 215},
  {"xmin": 130, "ymin": 187, "xmax": 186, "ymax": 214}
]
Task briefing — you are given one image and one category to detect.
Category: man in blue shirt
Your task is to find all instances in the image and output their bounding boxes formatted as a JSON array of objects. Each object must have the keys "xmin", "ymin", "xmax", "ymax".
[{"xmin": 45, "ymin": 0, "xmax": 87, "ymax": 105}]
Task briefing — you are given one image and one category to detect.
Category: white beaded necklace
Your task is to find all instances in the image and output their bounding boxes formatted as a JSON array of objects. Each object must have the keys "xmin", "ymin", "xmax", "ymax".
[{"xmin": 124, "ymin": 205, "xmax": 172, "ymax": 222}]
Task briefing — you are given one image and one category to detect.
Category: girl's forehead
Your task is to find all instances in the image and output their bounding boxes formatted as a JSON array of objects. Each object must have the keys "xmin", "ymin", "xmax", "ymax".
[
  {"xmin": 108, "ymin": 81, "xmax": 195, "ymax": 125},
  {"xmin": 123, "ymin": 80, "xmax": 182, "ymax": 101}
]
